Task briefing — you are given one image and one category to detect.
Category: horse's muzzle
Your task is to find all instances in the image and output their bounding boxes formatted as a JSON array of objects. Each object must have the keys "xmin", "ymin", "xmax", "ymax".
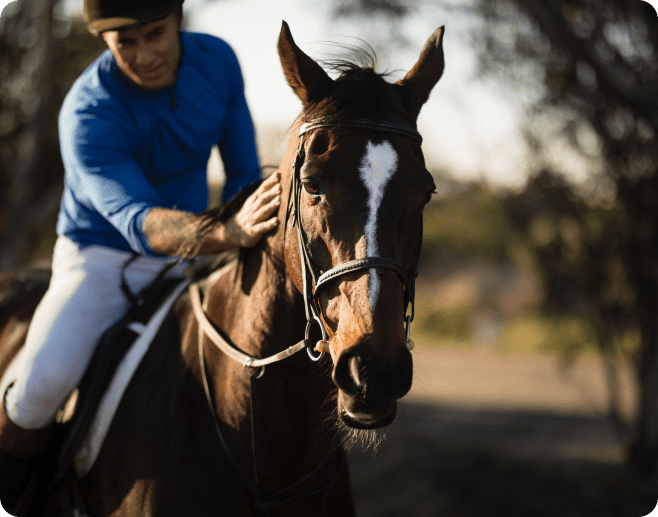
[{"xmin": 332, "ymin": 345, "xmax": 413, "ymax": 429}]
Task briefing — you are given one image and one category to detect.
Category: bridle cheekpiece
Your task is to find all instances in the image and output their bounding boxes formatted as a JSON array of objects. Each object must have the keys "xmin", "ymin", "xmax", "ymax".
[{"xmin": 290, "ymin": 118, "xmax": 424, "ymax": 359}]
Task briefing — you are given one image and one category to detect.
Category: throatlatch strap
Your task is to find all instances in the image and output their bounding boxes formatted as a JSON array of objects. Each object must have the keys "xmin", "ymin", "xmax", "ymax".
[{"xmin": 189, "ymin": 283, "xmax": 308, "ymax": 368}]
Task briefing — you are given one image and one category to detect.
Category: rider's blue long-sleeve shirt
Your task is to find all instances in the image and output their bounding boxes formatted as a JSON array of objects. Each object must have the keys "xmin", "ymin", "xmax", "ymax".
[{"xmin": 57, "ymin": 31, "xmax": 260, "ymax": 255}]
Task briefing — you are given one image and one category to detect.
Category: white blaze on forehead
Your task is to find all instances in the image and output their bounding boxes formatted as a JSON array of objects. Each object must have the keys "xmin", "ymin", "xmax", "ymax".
[{"xmin": 358, "ymin": 140, "xmax": 398, "ymax": 309}]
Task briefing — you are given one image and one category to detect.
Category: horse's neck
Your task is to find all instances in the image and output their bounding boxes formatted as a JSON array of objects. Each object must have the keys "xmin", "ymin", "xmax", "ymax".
[
  {"xmin": 203, "ymin": 230, "xmax": 302, "ymax": 353},
  {"xmin": 198, "ymin": 233, "xmax": 335, "ymax": 484},
  {"xmin": 204, "ymin": 156, "xmax": 302, "ymax": 360}
]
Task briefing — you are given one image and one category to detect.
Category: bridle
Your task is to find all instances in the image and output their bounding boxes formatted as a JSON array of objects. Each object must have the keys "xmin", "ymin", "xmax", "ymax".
[
  {"xmin": 290, "ymin": 118, "xmax": 423, "ymax": 361},
  {"xmin": 191, "ymin": 116, "xmax": 423, "ymax": 371},
  {"xmin": 188, "ymin": 117, "xmax": 424, "ymax": 515}
]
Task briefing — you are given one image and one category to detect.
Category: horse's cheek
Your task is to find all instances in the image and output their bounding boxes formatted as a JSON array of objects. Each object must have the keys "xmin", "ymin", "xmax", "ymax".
[{"xmin": 284, "ymin": 235, "xmax": 304, "ymax": 294}]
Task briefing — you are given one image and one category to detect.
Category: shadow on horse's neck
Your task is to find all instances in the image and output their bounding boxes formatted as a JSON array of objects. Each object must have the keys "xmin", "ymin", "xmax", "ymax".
[
  {"xmin": 199, "ymin": 204, "xmax": 338, "ymax": 485},
  {"xmin": 202, "ymin": 169, "xmax": 307, "ymax": 363}
]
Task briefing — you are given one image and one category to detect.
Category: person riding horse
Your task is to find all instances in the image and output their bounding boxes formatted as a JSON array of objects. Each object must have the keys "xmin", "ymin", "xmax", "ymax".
[{"xmin": 0, "ymin": 0, "xmax": 281, "ymax": 513}]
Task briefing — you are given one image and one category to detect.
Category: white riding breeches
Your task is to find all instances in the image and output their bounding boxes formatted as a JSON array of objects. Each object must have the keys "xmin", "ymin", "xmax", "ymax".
[{"xmin": 4, "ymin": 237, "xmax": 186, "ymax": 430}]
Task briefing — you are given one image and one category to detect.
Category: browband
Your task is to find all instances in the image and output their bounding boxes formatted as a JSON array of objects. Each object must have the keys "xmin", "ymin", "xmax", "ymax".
[{"xmin": 299, "ymin": 118, "xmax": 423, "ymax": 144}]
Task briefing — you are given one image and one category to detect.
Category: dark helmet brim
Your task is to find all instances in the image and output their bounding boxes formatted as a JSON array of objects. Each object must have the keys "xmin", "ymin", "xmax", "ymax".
[{"xmin": 85, "ymin": 2, "xmax": 180, "ymax": 35}]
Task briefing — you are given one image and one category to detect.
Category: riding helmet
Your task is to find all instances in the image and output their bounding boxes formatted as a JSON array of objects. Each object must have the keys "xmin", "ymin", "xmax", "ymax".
[{"xmin": 84, "ymin": 0, "xmax": 183, "ymax": 35}]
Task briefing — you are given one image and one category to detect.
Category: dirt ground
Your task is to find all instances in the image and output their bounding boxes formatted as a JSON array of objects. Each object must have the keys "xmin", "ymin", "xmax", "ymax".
[{"xmin": 346, "ymin": 346, "xmax": 658, "ymax": 517}]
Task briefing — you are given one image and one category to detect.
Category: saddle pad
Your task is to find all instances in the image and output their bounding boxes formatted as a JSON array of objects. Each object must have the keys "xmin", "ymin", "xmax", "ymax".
[{"xmin": 72, "ymin": 279, "xmax": 190, "ymax": 477}]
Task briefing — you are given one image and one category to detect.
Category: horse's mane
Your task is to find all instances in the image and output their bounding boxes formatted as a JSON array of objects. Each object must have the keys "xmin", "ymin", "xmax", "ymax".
[
  {"xmin": 183, "ymin": 179, "xmax": 263, "ymax": 278},
  {"xmin": 301, "ymin": 44, "xmax": 395, "ymax": 124}
]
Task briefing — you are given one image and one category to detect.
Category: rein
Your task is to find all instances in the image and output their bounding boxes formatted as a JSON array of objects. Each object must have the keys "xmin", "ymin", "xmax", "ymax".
[
  {"xmin": 189, "ymin": 117, "xmax": 424, "ymax": 515},
  {"xmin": 190, "ymin": 283, "xmax": 307, "ymax": 373},
  {"xmin": 194, "ymin": 303, "xmax": 345, "ymax": 515}
]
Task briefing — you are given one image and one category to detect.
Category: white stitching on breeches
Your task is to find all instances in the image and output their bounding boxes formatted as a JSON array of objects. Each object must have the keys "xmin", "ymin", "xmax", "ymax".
[{"xmin": 4, "ymin": 237, "xmax": 184, "ymax": 429}]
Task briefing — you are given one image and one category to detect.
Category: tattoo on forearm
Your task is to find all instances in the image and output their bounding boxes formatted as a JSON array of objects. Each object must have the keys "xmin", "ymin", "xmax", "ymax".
[
  {"xmin": 144, "ymin": 208, "xmax": 199, "ymax": 256},
  {"xmin": 144, "ymin": 208, "xmax": 227, "ymax": 258}
]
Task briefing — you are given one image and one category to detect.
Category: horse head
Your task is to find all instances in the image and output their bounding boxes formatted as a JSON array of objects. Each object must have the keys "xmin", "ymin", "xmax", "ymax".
[{"xmin": 277, "ymin": 22, "xmax": 444, "ymax": 430}]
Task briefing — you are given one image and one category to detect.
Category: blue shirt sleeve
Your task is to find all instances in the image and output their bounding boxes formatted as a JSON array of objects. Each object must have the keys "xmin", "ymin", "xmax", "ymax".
[
  {"xmin": 59, "ymin": 108, "xmax": 160, "ymax": 254},
  {"xmin": 58, "ymin": 34, "xmax": 261, "ymax": 255}
]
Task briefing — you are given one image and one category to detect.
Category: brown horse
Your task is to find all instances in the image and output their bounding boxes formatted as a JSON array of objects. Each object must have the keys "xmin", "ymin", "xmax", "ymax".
[{"xmin": 0, "ymin": 21, "xmax": 444, "ymax": 516}]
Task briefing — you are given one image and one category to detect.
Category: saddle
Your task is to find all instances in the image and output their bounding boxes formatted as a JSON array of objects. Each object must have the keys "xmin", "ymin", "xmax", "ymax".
[
  {"xmin": 16, "ymin": 268, "xmax": 191, "ymax": 516},
  {"xmin": 55, "ymin": 275, "xmax": 188, "ymax": 482}
]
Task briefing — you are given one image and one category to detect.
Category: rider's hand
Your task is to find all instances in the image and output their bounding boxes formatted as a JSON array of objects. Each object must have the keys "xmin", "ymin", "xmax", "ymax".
[{"xmin": 222, "ymin": 172, "xmax": 281, "ymax": 248}]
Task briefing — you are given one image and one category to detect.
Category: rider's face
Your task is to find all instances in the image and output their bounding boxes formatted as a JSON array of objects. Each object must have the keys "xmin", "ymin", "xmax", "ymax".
[{"xmin": 102, "ymin": 13, "xmax": 181, "ymax": 92}]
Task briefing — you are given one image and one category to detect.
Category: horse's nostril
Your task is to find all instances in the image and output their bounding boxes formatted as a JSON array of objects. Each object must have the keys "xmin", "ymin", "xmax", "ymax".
[
  {"xmin": 334, "ymin": 346, "xmax": 413, "ymax": 400},
  {"xmin": 348, "ymin": 354, "xmax": 365, "ymax": 388},
  {"xmin": 333, "ymin": 349, "xmax": 365, "ymax": 397}
]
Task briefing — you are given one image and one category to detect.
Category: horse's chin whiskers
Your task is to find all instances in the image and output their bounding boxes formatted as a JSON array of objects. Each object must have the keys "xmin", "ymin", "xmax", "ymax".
[{"xmin": 335, "ymin": 420, "xmax": 389, "ymax": 454}]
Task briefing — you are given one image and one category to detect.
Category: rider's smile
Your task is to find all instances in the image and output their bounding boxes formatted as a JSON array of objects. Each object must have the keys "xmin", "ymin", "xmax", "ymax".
[{"xmin": 102, "ymin": 13, "xmax": 181, "ymax": 92}]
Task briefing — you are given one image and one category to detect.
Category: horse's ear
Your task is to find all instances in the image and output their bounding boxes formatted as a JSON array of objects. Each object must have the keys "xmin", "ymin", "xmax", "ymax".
[
  {"xmin": 278, "ymin": 21, "xmax": 333, "ymax": 104},
  {"xmin": 396, "ymin": 26, "xmax": 445, "ymax": 119}
]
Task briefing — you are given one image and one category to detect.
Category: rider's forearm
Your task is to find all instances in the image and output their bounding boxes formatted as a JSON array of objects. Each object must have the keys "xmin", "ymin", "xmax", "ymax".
[
  {"xmin": 144, "ymin": 173, "xmax": 281, "ymax": 256},
  {"xmin": 143, "ymin": 207, "xmax": 236, "ymax": 257}
]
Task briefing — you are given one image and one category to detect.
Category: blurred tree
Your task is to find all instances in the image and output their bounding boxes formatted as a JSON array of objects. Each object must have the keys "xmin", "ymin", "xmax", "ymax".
[
  {"xmin": 0, "ymin": 0, "xmax": 57, "ymax": 270},
  {"xmin": 331, "ymin": 0, "xmax": 414, "ymax": 52},
  {"xmin": 0, "ymin": 1, "xmax": 106, "ymax": 269},
  {"xmin": 331, "ymin": 0, "xmax": 658, "ymax": 476},
  {"xmin": 504, "ymin": 169, "xmax": 635, "ymax": 441},
  {"xmin": 424, "ymin": 182, "xmax": 514, "ymax": 262},
  {"xmin": 473, "ymin": 0, "xmax": 658, "ymax": 478}
]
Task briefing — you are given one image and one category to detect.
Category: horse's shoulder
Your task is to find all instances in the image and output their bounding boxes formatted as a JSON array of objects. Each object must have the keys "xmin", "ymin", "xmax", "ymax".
[{"xmin": 205, "ymin": 262, "xmax": 238, "ymax": 292}]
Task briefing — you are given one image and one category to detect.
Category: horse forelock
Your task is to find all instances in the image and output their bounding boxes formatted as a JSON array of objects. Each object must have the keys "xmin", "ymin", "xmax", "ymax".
[{"xmin": 300, "ymin": 47, "xmax": 396, "ymax": 124}]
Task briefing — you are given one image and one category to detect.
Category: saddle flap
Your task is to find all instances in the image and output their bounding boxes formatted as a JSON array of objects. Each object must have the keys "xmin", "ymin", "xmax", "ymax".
[{"xmin": 52, "ymin": 277, "xmax": 187, "ymax": 485}]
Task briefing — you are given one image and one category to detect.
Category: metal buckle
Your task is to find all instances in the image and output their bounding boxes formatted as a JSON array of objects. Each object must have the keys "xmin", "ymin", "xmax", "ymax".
[
  {"xmin": 243, "ymin": 359, "xmax": 266, "ymax": 379},
  {"xmin": 305, "ymin": 316, "xmax": 327, "ymax": 361},
  {"xmin": 405, "ymin": 315, "xmax": 415, "ymax": 351}
]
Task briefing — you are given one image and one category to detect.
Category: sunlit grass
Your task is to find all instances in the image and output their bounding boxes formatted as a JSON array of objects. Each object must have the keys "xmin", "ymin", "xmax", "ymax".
[
  {"xmin": 417, "ymin": 306, "xmax": 472, "ymax": 342},
  {"xmin": 415, "ymin": 305, "xmax": 640, "ymax": 360},
  {"xmin": 496, "ymin": 314, "xmax": 594, "ymax": 355}
]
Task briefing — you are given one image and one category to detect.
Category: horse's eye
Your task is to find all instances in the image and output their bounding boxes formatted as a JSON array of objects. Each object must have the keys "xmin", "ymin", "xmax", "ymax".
[{"xmin": 302, "ymin": 180, "xmax": 320, "ymax": 196}]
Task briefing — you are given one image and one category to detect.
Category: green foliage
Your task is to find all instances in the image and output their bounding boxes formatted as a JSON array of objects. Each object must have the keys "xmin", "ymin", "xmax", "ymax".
[
  {"xmin": 503, "ymin": 169, "xmax": 636, "ymax": 339},
  {"xmin": 416, "ymin": 302, "xmax": 640, "ymax": 358},
  {"xmin": 418, "ymin": 305, "xmax": 472, "ymax": 342},
  {"xmin": 497, "ymin": 313, "xmax": 593, "ymax": 355},
  {"xmin": 499, "ymin": 312, "xmax": 640, "ymax": 358},
  {"xmin": 423, "ymin": 182, "xmax": 516, "ymax": 262}
]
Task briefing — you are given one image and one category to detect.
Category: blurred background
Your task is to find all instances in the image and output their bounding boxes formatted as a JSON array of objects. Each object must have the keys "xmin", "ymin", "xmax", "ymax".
[{"xmin": 1, "ymin": 0, "xmax": 658, "ymax": 515}]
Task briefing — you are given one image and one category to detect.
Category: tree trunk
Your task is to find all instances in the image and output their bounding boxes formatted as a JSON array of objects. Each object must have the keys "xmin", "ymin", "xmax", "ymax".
[
  {"xmin": 0, "ymin": 0, "xmax": 56, "ymax": 270},
  {"xmin": 601, "ymin": 349, "xmax": 627, "ymax": 443},
  {"xmin": 630, "ymin": 298, "xmax": 658, "ymax": 477}
]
